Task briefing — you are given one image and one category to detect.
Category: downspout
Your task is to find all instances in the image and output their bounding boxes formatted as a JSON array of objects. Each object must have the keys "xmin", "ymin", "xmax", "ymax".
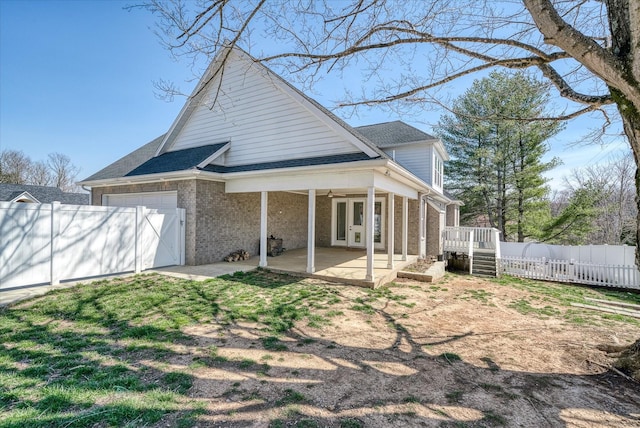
[{"xmin": 81, "ymin": 185, "xmax": 92, "ymax": 204}]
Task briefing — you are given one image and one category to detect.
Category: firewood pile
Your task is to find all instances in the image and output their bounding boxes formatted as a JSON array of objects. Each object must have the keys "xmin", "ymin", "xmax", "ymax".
[{"xmin": 224, "ymin": 249, "xmax": 250, "ymax": 262}]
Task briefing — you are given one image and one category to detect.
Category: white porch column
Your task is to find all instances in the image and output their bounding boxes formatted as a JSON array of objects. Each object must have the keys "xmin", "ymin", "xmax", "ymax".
[
  {"xmin": 402, "ymin": 196, "xmax": 408, "ymax": 261},
  {"xmin": 366, "ymin": 186, "xmax": 375, "ymax": 282},
  {"xmin": 259, "ymin": 191, "xmax": 268, "ymax": 268},
  {"xmin": 307, "ymin": 189, "xmax": 316, "ymax": 273},
  {"xmin": 387, "ymin": 193, "xmax": 395, "ymax": 269}
]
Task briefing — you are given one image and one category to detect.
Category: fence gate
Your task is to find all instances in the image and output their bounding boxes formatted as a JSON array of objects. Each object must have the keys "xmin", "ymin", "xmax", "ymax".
[{"xmin": 141, "ymin": 209, "xmax": 184, "ymax": 270}]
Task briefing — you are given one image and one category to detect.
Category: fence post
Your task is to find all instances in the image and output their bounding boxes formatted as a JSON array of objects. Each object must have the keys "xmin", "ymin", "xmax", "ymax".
[
  {"xmin": 493, "ymin": 229, "xmax": 501, "ymax": 258},
  {"xmin": 468, "ymin": 230, "xmax": 474, "ymax": 274},
  {"xmin": 50, "ymin": 202, "xmax": 61, "ymax": 285},
  {"xmin": 135, "ymin": 206, "xmax": 144, "ymax": 273}
]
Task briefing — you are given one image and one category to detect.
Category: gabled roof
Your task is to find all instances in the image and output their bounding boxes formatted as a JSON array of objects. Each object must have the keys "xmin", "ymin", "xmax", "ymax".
[
  {"xmin": 0, "ymin": 184, "xmax": 89, "ymax": 204},
  {"xmin": 355, "ymin": 120, "xmax": 450, "ymax": 161},
  {"xmin": 9, "ymin": 191, "xmax": 39, "ymax": 203},
  {"xmin": 126, "ymin": 143, "xmax": 229, "ymax": 177},
  {"xmin": 154, "ymin": 45, "xmax": 385, "ymax": 159},
  {"xmin": 354, "ymin": 121, "xmax": 437, "ymax": 147}
]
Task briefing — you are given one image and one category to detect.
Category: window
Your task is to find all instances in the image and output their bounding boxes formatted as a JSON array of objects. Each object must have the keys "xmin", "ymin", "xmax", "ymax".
[
  {"xmin": 374, "ymin": 201, "xmax": 382, "ymax": 243},
  {"xmin": 336, "ymin": 202, "xmax": 346, "ymax": 241},
  {"xmin": 434, "ymin": 155, "xmax": 443, "ymax": 188}
]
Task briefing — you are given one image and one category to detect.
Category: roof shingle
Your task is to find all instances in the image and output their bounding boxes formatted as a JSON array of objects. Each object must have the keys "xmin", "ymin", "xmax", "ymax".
[
  {"xmin": 0, "ymin": 184, "xmax": 89, "ymax": 204},
  {"xmin": 126, "ymin": 143, "xmax": 228, "ymax": 177},
  {"xmin": 354, "ymin": 121, "xmax": 437, "ymax": 147}
]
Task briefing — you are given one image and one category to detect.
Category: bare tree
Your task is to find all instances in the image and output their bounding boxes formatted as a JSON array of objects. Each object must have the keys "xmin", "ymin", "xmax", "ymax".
[
  {"xmin": 47, "ymin": 153, "xmax": 80, "ymax": 192},
  {"xmin": 561, "ymin": 153, "xmax": 637, "ymax": 245},
  {"xmin": 0, "ymin": 150, "xmax": 33, "ymax": 184},
  {"xmin": 139, "ymin": 0, "xmax": 639, "ymax": 260},
  {"xmin": 28, "ymin": 161, "xmax": 53, "ymax": 186},
  {"xmin": 0, "ymin": 149, "xmax": 80, "ymax": 191}
]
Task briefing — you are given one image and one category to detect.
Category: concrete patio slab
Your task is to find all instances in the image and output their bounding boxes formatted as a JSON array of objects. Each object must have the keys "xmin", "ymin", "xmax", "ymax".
[{"xmin": 154, "ymin": 247, "xmax": 418, "ymax": 288}]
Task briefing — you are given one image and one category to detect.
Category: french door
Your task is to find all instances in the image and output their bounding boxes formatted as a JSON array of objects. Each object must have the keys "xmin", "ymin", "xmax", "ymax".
[{"xmin": 332, "ymin": 198, "xmax": 385, "ymax": 249}]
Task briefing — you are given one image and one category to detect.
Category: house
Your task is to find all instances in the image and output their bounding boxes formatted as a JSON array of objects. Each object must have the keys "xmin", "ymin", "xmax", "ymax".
[
  {"xmin": 0, "ymin": 184, "xmax": 89, "ymax": 205},
  {"xmin": 79, "ymin": 45, "xmax": 461, "ymax": 283}
]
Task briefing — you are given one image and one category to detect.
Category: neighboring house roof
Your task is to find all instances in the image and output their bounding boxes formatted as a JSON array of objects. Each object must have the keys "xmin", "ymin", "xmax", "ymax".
[
  {"xmin": 8, "ymin": 191, "xmax": 40, "ymax": 203},
  {"xmin": 0, "ymin": 184, "xmax": 90, "ymax": 204},
  {"xmin": 355, "ymin": 121, "xmax": 437, "ymax": 147}
]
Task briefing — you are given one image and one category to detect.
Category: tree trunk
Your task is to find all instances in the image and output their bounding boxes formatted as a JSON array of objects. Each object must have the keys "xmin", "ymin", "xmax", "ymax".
[
  {"xmin": 517, "ymin": 135, "xmax": 525, "ymax": 242},
  {"xmin": 615, "ymin": 95, "xmax": 640, "ymax": 266}
]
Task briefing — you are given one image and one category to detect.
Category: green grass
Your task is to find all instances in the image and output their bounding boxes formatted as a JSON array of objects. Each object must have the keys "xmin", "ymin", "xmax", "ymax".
[
  {"xmin": 445, "ymin": 390, "xmax": 464, "ymax": 403},
  {"xmin": 493, "ymin": 275, "xmax": 640, "ymax": 306},
  {"xmin": 276, "ymin": 388, "xmax": 308, "ymax": 405},
  {"xmin": 493, "ymin": 275, "xmax": 640, "ymax": 324},
  {"xmin": 0, "ymin": 270, "xmax": 344, "ymax": 427},
  {"xmin": 439, "ymin": 352, "xmax": 462, "ymax": 364},
  {"xmin": 459, "ymin": 289, "xmax": 494, "ymax": 304},
  {"xmin": 1, "ymin": 269, "xmax": 636, "ymax": 427}
]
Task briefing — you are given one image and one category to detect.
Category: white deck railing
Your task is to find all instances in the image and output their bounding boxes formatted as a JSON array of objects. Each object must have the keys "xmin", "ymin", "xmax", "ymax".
[
  {"xmin": 442, "ymin": 227, "xmax": 501, "ymax": 274},
  {"xmin": 443, "ymin": 227, "xmax": 501, "ymax": 255}
]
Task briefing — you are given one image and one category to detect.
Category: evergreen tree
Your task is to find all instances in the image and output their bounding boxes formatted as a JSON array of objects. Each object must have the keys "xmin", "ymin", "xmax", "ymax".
[{"xmin": 438, "ymin": 71, "xmax": 563, "ymax": 241}]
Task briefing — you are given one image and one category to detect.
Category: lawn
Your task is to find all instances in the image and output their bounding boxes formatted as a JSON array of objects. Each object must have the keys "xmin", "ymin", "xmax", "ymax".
[{"xmin": 1, "ymin": 270, "xmax": 638, "ymax": 427}]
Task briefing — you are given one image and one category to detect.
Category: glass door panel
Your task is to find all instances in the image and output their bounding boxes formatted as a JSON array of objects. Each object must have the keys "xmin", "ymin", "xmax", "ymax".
[{"xmin": 349, "ymin": 199, "xmax": 366, "ymax": 247}]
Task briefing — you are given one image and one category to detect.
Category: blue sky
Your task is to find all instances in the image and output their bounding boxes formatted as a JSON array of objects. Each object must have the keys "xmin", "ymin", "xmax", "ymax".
[{"xmin": 0, "ymin": 0, "xmax": 629, "ymax": 187}]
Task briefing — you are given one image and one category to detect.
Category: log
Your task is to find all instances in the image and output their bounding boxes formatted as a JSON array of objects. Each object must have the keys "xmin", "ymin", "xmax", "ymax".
[
  {"xmin": 584, "ymin": 297, "xmax": 640, "ymax": 311},
  {"xmin": 570, "ymin": 303, "xmax": 640, "ymax": 319}
]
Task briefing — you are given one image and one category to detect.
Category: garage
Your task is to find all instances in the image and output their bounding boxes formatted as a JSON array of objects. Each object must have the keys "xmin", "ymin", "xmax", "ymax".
[{"xmin": 102, "ymin": 191, "xmax": 177, "ymax": 209}]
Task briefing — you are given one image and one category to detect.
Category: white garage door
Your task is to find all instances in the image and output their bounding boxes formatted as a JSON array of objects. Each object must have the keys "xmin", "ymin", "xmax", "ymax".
[{"xmin": 103, "ymin": 191, "xmax": 177, "ymax": 209}]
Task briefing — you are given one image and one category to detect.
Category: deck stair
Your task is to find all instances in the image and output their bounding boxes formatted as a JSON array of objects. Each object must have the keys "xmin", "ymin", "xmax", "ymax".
[
  {"xmin": 442, "ymin": 227, "xmax": 502, "ymax": 277},
  {"xmin": 471, "ymin": 251, "xmax": 497, "ymax": 277}
]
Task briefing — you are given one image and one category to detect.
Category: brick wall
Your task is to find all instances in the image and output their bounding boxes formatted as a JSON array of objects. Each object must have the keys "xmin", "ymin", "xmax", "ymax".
[
  {"xmin": 192, "ymin": 182, "xmax": 311, "ymax": 264},
  {"xmin": 267, "ymin": 192, "xmax": 309, "ymax": 253},
  {"xmin": 426, "ymin": 203, "xmax": 443, "ymax": 257},
  {"xmin": 315, "ymin": 195, "xmax": 332, "ymax": 247},
  {"xmin": 193, "ymin": 181, "xmax": 259, "ymax": 265},
  {"xmin": 392, "ymin": 196, "xmax": 420, "ymax": 255}
]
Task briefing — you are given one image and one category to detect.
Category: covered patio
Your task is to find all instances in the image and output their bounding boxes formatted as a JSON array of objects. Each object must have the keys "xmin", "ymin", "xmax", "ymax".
[
  {"xmin": 154, "ymin": 247, "xmax": 418, "ymax": 288},
  {"xmin": 225, "ymin": 157, "xmax": 436, "ymax": 286}
]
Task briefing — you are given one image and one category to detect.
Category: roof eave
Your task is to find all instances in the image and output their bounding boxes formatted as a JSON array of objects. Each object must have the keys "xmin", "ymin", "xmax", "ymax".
[
  {"xmin": 78, "ymin": 170, "xmax": 226, "ymax": 188},
  {"xmin": 377, "ymin": 138, "xmax": 440, "ymax": 149},
  {"xmin": 222, "ymin": 158, "xmax": 389, "ymax": 178}
]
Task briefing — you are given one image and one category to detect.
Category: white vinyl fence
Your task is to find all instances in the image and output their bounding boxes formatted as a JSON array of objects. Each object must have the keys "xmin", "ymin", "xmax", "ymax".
[
  {"xmin": 0, "ymin": 202, "xmax": 185, "ymax": 290},
  {"xmin": 500, "ymin": 241, "xmax": 636, "ymax": 265},
  {"xmin": 499, "ymin": 242, "xmax": 640, "ymax": 290}
]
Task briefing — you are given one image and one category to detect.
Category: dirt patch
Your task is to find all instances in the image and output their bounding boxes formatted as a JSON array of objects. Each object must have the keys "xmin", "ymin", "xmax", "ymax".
[
  {"xmin": 164, "ymin": 275, "xmax": 639, "ymax": 427},
  {"xmin": 402, "ymin": 258, "xmax": 434, "ymax": 272}
]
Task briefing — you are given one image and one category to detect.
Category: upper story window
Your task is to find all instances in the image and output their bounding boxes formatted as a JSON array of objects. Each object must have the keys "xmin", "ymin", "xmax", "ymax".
[{"xmin": 434, "ymin": 154, "xmax": 443, "ymax": 188}]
